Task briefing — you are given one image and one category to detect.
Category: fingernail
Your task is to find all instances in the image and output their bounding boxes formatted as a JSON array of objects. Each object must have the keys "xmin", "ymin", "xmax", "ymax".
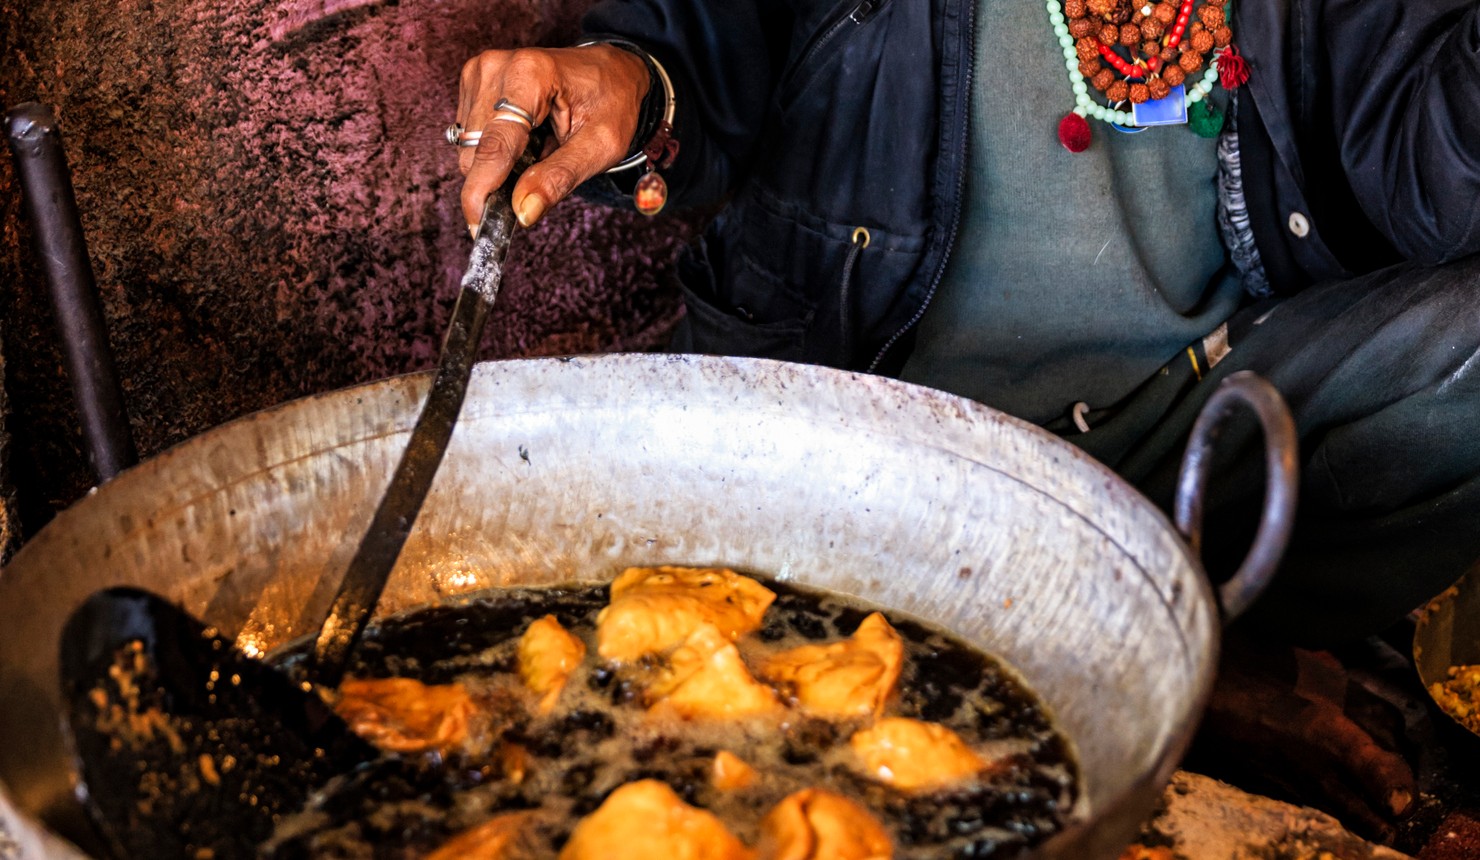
[
  {"xmin": 516, "ymin": 194, "xmax": 545, "ymax": 228},
  {"xmin": 468, "ymin": 224, "xmax": 479, "ymax": 240}
]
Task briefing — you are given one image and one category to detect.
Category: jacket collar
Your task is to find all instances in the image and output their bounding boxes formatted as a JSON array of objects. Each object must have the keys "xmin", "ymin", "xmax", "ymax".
[{"xmin": 1236, "ymin": 0, "xmax": 1305, "ymax": 187}]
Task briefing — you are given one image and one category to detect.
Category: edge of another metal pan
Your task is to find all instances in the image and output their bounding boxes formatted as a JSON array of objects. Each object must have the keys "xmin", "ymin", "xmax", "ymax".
[{"xmin": 1413, "ymin": 565, "xmax": 1480, "ymax": 738}]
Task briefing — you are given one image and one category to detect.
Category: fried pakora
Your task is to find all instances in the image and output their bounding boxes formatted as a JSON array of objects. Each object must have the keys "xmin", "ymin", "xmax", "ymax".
[
  {"xmin": 756, "ymin": 612, "xmax": 903, "ymax": 717},
  {"xmin": 518, "ymin": 614, "xmax": 586, "ymax": 714},
  {"xmin": 849, "ymin": 717, "xmax": 988, "ymax": 790},
  {"xmin": 596, "ymin": 567, "xmax": 775, "ymax": 662}
]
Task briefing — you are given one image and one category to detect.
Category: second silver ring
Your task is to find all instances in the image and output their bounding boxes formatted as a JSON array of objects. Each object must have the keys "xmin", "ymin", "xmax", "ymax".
[{"xmin": 493, "ymin": 98, "xmax": 536, "ymax": 127}]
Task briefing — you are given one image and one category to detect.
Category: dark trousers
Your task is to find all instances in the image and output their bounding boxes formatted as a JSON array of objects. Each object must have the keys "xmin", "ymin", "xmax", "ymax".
[{"xmin": 1071, "ymin": 256, "xmax": 1480, "ymax": 645}]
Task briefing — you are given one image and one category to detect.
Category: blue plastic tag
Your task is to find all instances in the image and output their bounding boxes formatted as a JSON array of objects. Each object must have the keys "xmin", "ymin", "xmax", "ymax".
[{"xmin": 1131, "ymin": 84, "xmax": 1189, "ymax": 126}]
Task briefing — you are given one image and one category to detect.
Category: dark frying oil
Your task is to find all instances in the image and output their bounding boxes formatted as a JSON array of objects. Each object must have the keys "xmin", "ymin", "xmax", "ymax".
[{"xmin": 264, "ymin": 580, "xmax": 1078, "ymax": 859}]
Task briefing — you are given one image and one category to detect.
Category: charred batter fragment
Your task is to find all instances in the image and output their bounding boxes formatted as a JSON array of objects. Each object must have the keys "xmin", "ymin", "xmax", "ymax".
[
  {"xmin": 602, "ymin": 671, "xmax": 647, "ymax": 708},
  {"xmin": 765, "ymin": 581, "xmax": 838, "ymax": 642},
  {"xmin": 335, "ymin": 588, "xmax": 608, "ymax": 685},
  {"xmin": 265, "ymin": 756, "xmax": 543, "ymax": 858},
  {"xmin": 558, "ymin": 709, "xmax": 617, "ymax": 739},
  {"xmin": 782, "ymin": 717, "xmax": 844, "ymax": 766},
  {"xmin": 832, "ymin": 603, "xmax": 874, "ymax": 637},
  {"xmin": 872, "ymin": 761, "xmax": 1074, "ymax": 851},
  {"xmin": 505, "ymin": 708, "xmax": 617, "ymax": 759},
  {"xmin": 586, "ymin": 665, "xmax": 616, "ymax": 690},
  {"xmin": 788, "ymin": 611, "xmax": 832, "ymax": 641},
  {"xmin": 261, "ymin": 579, "xmax": 1079, "ymax": 859}
]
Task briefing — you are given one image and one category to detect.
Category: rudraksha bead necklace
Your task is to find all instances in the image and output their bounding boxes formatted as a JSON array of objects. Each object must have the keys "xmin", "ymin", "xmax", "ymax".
[{"xmin": 1049, "ymin": 0, "xmax": 1250, "ymax": 152}]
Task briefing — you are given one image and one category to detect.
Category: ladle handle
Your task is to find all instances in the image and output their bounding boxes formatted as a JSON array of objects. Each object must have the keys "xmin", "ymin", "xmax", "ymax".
[
  {"xmin": 1173, "ymin": 370, "xmax": 1298, "ymax": 622},
  {"xmin": 312, "ymin": 139, "xmax": 541, "ymax": 687}
]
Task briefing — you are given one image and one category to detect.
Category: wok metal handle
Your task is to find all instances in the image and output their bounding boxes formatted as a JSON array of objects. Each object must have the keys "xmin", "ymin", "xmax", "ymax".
[
  {"xmin": 1173, "ymin": 370, "xmax": 1298, "ymax": 622},
  {"xmin": 7, "ymin": 103, "xmax": 138, "ymax": 482}
]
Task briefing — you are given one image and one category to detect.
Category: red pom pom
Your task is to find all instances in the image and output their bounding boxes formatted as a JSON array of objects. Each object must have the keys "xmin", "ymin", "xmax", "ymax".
[
  {"xmin": 1058, "ymin": 113, "xmax": 1091, "ymax": 153},
  {"xmin": 1217, "ymin": 44, "xmax": 1250, "ymax": 89}
]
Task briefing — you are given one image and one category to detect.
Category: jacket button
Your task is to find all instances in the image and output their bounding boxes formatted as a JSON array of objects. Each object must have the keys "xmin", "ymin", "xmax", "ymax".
[{"xmin": 1287, "ymin": 211, "xmax": 1311, "ymax": 238}]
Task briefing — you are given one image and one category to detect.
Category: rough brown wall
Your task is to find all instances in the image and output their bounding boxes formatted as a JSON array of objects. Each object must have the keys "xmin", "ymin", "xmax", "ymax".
[{"xmin": 0, "ymin": 0, "xmax": 692, "ymax": 537}]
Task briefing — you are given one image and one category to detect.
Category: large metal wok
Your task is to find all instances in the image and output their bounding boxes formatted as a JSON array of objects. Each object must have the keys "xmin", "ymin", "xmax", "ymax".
[{"xmin": 0, "ymin": 354, "xmax": 1291, "ymax": 858}]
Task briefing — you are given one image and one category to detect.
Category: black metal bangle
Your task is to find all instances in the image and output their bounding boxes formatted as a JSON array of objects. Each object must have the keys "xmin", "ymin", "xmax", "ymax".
[
  {"xmin": 617, "ymin": 46, "xmax": 663, "ymax": 158},
  {"xmin": 572, "ymin": 38, "xmax": 677, "ymax": 173}
]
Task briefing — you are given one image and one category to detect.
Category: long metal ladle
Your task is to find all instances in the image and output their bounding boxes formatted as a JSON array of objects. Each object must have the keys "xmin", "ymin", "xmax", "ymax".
[{"xmin": 56, "ymin": 142, "xmax": 539, "ymax": 859}]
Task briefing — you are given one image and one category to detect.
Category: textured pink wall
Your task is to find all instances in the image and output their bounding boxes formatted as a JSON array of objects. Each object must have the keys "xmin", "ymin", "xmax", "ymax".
[{"xmin": 0, "ymin": 0, "xmax": 695, "ymax": 533}]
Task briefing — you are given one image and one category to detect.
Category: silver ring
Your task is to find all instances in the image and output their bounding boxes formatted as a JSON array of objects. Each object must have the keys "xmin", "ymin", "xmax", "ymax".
[
  {"xmin": 493, "ymin": 98, "xmax": 536, "ymax": 126},
  {"xmin": 490, "ymin": 113, "xmax": 533, "ymax": 130},
  {"xmin": 445, "ymin": 123, "xmax": 463, "ymax": 145},
  {"xmin": 455, "ymin": 131, "xmax": 482, "ymax": 148}
]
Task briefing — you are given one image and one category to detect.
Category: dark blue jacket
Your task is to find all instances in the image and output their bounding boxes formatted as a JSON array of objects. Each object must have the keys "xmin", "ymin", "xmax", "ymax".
[{"xmin": 584, "ymin": 0, "xmax": 1480, "ymax": 372}]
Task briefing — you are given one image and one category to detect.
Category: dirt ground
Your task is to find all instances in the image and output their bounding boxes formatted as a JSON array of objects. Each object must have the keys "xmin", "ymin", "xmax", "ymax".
[{"xmin": 0, "ymin": 0, "xmax": 694, "ymax": 544}]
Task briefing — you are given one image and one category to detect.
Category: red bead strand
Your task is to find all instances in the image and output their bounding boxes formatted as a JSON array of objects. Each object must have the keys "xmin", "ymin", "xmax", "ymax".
[
  {"xmin": 1097, "ymin": 44, "xmax": 1140, "ymax": 78},
  {"xmin": 1165, "ymin": 0, "xmax": 1195, "ymax": 51}
]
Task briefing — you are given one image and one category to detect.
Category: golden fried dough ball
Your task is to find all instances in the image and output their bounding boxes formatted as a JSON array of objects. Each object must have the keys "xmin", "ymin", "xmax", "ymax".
[
  {"xmin": 334, "ymin": 677, "xmax": 478, "ymax": 755},
  {"xmin": 558, "ymin": 780, "xmax": 754, "ymax": 860},
  {"xmin": 648, "ymin": 624, "xmax": 782, "ymax": 719},
  {"xmin": 518, "ymin": 614, "xmax": 587, "ymax": 714},
  {"xmin": 757, "ymin": 788, "xmax": 892, "ymax": 860},
  {"xmin": 597, "ymin": 567, "xmax": 775, "ymax": 662},
  {"xmin": 849, "ymin": 717, "xmax": 988, "ymax": 790},
  {"xmin": 712, "ymin": 750, "xmax": 760, "ymax": 791},
  {"xmin": 756, "ymin": 612, "xmax": 903, "ymax": 717}
]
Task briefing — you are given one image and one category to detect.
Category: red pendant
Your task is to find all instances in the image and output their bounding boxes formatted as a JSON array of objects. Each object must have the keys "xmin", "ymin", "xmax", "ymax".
[{"xmin": 634, "ymin": 171, "xmax": 668, "ymax": 216}]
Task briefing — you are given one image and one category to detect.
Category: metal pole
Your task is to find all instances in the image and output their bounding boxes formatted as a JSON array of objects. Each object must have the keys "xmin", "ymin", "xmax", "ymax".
[{"xmin": 6, "ymin": 102, "xmax": 137, "ymax": 482}]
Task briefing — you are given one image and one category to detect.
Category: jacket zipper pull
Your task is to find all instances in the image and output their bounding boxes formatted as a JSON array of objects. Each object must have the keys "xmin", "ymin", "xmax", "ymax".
[
  {"xmin": 838, "ymin": 227, "xmax": 871, "ymax": 367},
  {"xmin": 850, "ymin": 1, "xmax": 879, "ymax": 24}
]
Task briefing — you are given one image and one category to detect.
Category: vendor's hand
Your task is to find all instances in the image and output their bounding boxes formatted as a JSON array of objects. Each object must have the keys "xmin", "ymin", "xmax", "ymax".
[{"xmin": 456, "ymin": 44, "xmax": 650, "ymax": 229}]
